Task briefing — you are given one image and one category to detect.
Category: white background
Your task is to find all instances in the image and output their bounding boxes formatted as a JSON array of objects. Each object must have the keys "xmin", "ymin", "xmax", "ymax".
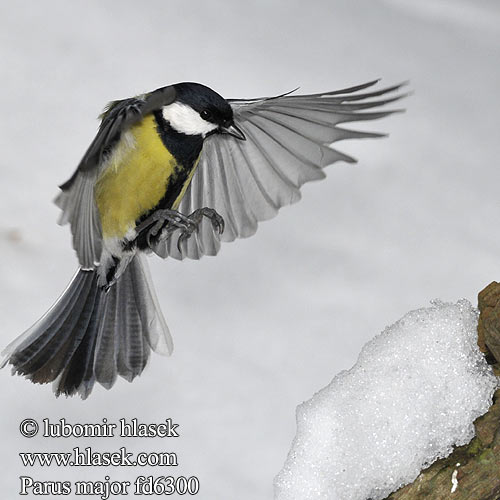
[{"xmin": 1, "ymin": 1, "xmax": 499, "ymax": 498}]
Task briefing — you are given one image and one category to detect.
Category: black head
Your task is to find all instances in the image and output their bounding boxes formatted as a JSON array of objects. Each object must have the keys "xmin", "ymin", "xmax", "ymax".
[
  {"xmin": 165, "ymin": 82, "xmax": 245, "ymax": 140},
  {"xmin": 174, "ymin": 82, "xmax": 232, "ymax": 125}
]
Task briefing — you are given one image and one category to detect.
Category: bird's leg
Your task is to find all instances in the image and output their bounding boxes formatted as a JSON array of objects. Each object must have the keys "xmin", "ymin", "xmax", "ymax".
[{"xmin": 134, "ymin": 208, "xmax": 224, "ymax": 251}]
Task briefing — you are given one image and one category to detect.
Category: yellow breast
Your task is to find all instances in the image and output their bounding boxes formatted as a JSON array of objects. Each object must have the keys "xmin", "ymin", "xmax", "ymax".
[{"xmin": 95, "ymin": 114, "xmax": 178, "ymax": 239}]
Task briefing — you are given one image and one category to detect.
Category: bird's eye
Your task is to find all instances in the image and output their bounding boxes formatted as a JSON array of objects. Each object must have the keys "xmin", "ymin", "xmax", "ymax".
[{"xmin": 200, "ymin": 110, "xmax": 212, "ymax": 120}]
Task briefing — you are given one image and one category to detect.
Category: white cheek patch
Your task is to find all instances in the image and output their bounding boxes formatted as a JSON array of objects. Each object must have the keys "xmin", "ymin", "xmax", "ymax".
[{"xmin": 162, "ymin": 102, "xmax": 218, "ymax": 136}]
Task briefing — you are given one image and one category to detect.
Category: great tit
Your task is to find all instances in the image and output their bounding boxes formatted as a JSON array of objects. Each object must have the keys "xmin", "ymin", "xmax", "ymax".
[{"xmin": 2, "ymin": 80, "xmax": 405, "ymax": 398}]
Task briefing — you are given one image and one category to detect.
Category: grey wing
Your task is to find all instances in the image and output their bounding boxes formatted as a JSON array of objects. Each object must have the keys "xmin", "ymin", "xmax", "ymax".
[
  {"xmin": 154, "ymin": 80, "xmax": 407, "ymax": 261},
  {"xmin": 55, "ymin": 87, "xmax": 176, "ymax": 268}
]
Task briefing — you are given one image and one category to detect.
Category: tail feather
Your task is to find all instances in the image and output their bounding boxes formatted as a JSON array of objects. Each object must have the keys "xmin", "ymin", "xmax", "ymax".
[
  {"xmin": 56, "ymin": 303, "xmax": 101, "ymax": 399},
  {"xmin": 50, "ymin": 277, "xmax": 102, "ymax": 384},
  {"xmin": 5, "ymin": 270, "xmax": 96, "ymax": 379},
  {"xmin": 116, "ymin": 269, "xmax": 149, "ymax": 382},
  {"xmin": 28, "ymin": 273, "xmax": 100, "ymax": 385},
  {"xmin": 94, "ymin": 286, "xmax": 119, "ymax": 389},
  {"xmin": 2, "ymin": 255, "xmax": 171, "ymax": 398},
  {"xmin": 130, "ymin": 256, "xmax": 173, "ymax": 354}
]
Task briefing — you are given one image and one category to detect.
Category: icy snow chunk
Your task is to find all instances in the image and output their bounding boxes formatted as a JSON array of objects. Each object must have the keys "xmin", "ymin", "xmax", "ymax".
[{"xmin": 275, "ymin": 300, "xmax": 498, "ymax": 500}]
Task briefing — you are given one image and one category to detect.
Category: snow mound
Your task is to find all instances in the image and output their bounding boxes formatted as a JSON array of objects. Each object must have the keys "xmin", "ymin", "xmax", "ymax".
[{"xmin": 274, "ymin": 299, "xmax": 498, "ymax": 500}]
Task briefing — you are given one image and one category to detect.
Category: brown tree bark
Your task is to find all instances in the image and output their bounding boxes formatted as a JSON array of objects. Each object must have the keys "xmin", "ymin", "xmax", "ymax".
[{"xmin": 384, "ymin": 282, "xmax": 500, "ymax": 500}]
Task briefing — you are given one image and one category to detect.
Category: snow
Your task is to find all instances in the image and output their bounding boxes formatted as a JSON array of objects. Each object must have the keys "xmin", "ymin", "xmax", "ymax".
[
  {"xmin": 0, "ymin": 1, "xmax": 499, "ymax": 498},
  {"xmin": 274, "ymin": 300, "xmax": 497, "ymax": 500}
]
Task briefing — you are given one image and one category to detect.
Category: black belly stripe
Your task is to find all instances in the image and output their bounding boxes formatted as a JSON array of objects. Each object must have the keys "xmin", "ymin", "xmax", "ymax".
[{"xmin": 132, "ymin": 111, "xmax": 204, "ymax": 251}]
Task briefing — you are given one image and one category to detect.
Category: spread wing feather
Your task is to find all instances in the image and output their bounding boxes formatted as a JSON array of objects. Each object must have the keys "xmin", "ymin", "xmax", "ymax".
[
  {"xmin": 55, "ymin": 86, "xmax": 176, "ymax": 268},
  {"xmin": 154, "ymin": 80, "xmax": 406, "ymax": 260},
  {"xmin": 55, "ymin": 169, "xmax": 101, "ymax": 269}
]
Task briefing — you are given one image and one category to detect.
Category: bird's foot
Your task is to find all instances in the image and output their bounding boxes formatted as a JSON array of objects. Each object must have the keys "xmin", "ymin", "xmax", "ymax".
[
  {"xmin": 135, "ymin": 209, "xmax": 194, "ymax": 248},
  {"xmin": 176, "ymin": 208, "xmax": 225, "ymax": 251},
  {"xmin": 134, "ymin": 207, "xmax": 224, "ymax": 251}
]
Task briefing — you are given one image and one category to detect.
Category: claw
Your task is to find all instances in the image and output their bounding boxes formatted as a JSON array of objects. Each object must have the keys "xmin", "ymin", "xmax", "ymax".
[
  {"xmin": 195, "ymin": 208, "xmax": 225, "ymax": 235},
  {"xmin": 177, "ymin": 231, "xmax": 190, "ymax": 253},
  {"xmin": 209, "ymin": 210, "xmax": 225, "ymax": 235}
]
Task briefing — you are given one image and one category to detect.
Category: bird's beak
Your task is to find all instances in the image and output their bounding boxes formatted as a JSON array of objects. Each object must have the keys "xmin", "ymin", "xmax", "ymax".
[{"xmin": 220, "ymin": 123, "xmax": 246, "ymax": 141}]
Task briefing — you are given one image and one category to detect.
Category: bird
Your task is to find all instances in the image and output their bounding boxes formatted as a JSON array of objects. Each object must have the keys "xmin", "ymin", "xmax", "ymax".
[{"xmin": 1, "ymin": 80, "xmax": 406, "ymax": 398}]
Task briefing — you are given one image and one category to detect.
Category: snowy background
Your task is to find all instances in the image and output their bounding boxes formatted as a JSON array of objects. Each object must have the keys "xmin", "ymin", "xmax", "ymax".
[{"xmin": 0, "ymin": 0, "xmax": 499, "ymax": 498}]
